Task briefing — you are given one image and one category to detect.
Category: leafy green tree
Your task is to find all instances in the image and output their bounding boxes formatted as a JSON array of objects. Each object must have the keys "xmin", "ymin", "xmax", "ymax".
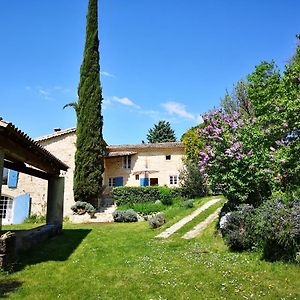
[
  {"xmin": 181, "ymin": 124, "xmax": 204, "ymax": 162},
  {"xmin": 275, "ymin": 35, "xmax": 300, "ymax": 191},
  {"xmin": 147, "ymin": 120, "xmax": 176, "ymax": 143},
  {"xmin": 179, "ymin": 159, "xmax": 208, "ymax": 198},
  {"xmin": 65, "ymin": 0, "xmax": 105, "ymax": 207},
  {"xmin": 221, "ymin": 80, "xmax": 253, "ymax": 117},
  {"xmin": 200, "ymin": 35, "xmax": 300, "ymax": 205}
]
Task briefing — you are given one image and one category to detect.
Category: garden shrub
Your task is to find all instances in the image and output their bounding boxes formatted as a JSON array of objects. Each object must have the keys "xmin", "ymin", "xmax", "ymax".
[
  {"xmin": 112, "ymin": 186, "xmax": 183, "ymax": 206},
  {"xmin": 220, "ymin": 204, "xmax": 256, "ymax": 251},
  {"xmin": 148, "ymin": 213, "xmax": 166, "ymax": 228},
  {"xmin": 181, "ymin": 199, "xmax": 194, "ymax": 209},
  {"xmin": 254, "ymin": 199, "xmax": 300, "ymax": 262},
  {"xmin": 159, "ymin": 187, "xmax": 173, "ymax": 205},
  {"xmin": 71, "ymin": 201, "xmax": 96, "ymax": 216},
  {"xmin": 112, "ymin": 209, "xmax": 138, "ymax": 223},
  {"xmin": 198, "ymin": 109, "xmax": 274, "ymax": 207}
]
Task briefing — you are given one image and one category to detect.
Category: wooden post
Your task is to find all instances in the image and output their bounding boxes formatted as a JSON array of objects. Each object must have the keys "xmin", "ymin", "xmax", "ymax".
[
  {"xmin": 0, "ymin": 150, "xmax": 4, "ymax": 230},
  {"xmin": 46, "ymin": 176, "xmax": 65, "ymax": 231}
]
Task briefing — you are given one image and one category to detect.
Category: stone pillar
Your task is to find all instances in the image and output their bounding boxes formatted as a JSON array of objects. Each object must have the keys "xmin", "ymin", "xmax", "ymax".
[
  {"xmin": 46, "ymin": 176, "xmax": 65, "ymax": 230},
  {"xmin": 0, "ymin": 150, "xmax": 4, "ymax": 230}
]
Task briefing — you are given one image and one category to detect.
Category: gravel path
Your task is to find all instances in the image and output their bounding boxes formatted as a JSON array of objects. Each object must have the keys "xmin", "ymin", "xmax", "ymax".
[
  {"xmin": 182, "ymin": 207, "xmax": 222, "ymax": 239},
  {"xmin": 155, "ymin": 198, "xmax": 221, "ymax": 238}
]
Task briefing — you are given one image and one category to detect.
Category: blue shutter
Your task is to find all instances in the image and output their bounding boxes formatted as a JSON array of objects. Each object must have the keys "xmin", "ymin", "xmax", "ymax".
[
  {"xmin": 7, "ymin": 170, "xmax": 19, "ymax": 188},
  {"xmin": 140, "ymin": 178, "xmax": 149, "ymax": 186},
  {"xmin": 115, "ymin": 177, "xmax": 123, "ymax": 187},
  {"xmin": 12, "ymin": 193, "xmax": 31, "ymax": 224}
]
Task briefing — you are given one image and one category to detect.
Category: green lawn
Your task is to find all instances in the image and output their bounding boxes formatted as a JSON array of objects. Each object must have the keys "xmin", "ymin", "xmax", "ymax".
[{"xmin": 0, "ymin": 197, "xmax": 299, "ymax": 299}]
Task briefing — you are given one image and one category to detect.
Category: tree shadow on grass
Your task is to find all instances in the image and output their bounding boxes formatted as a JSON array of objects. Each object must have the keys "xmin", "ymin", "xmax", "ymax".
[
  {"xmin": 0, "ymin": 279, "xmax": 22, "ymax": 298},
  {"xmin": 12, "ymin": 228, "xmax": 91, "ymax": 272}
]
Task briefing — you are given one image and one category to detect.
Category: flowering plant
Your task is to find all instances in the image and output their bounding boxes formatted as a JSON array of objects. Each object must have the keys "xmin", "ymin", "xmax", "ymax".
[{"xmin": 198, "ymin": 109, "xmax": 274, "ymax": 206}]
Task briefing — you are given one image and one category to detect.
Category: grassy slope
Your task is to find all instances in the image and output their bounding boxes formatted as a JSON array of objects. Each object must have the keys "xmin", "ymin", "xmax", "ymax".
[{"xmin": 0, "ymin": 197, "xmax": 299, "ymax": 299}]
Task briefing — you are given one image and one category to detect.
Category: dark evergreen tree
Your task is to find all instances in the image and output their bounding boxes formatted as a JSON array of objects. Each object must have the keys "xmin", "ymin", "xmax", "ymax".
[
  {"xmin": 147, "ymin": 120, "xmax": 176, "ymax": 143},
  {"xmin": 65, "ymin": 0, "xmax": 105, "ymax": 207}
]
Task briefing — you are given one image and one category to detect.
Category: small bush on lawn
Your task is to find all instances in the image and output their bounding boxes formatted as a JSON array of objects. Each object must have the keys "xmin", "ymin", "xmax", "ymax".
[
  {"xmin": 113, "ymin": 209, "xmax": 138, "ymax": 223},
  {"xmin": 254, "ymin": 199, "xmax": 300, "ymax": 262},
  {"xmin": 71, "ymin": 201, "xmax": 96, "ymax": 216},
  {"xmin": 220, "ymin": 204, "xmax": 256, "ymax": 251},
  {"xmin": 112, "ymin": 186, "xmax": 183, "ymax": 206},
  {"xmin": 148, "ymin": 213, "xmax": 166, "ymax": 228},
  {"xmin": 181, "ymin": 199, "xmax": 194, "ymax": 209}
]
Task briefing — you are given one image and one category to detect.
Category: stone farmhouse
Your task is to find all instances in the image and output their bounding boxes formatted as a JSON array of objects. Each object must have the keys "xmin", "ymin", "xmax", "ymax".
[{"xmin": 1, "ymin": 127, "xmax": 185, "ymax": 223}]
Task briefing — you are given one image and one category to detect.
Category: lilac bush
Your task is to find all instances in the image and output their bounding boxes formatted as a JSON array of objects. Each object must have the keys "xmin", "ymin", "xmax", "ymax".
[{"xmin": 198, "ymin": 109, "xmax": 274, "ymax": 206}]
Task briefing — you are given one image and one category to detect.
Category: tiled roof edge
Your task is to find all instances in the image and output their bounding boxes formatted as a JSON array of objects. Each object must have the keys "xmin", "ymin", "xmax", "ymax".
[{"xmin": 35, "ymin": 127, "xmax": 76, "ymax": 142}]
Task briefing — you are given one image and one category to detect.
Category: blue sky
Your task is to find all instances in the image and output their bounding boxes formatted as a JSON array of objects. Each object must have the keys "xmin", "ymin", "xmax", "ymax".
[{"xmin": 0, "ymin": 0, "xmax": 299, "ymax": 145}]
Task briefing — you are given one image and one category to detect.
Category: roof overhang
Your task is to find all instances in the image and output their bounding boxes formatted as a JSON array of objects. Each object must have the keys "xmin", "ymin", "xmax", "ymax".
[
  {"xmin": 105, "ymin": 151, "xmax": 137, "ymax": 158},
  {"xmin": 0, "ymin": 120, "xmax": 68, "ymax": 178}
]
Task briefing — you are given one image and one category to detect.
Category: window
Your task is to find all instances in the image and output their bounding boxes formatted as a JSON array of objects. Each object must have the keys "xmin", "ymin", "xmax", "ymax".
[
  {"xmin": 108, "ymin": 177, "xmax": 116, "ymax": 187},
  {"xmin": 2, "ymin": 168, "xmax": 8, "ymax": 185},
  {"xmin": 166, "ymin": 155, "xmax": 171, "ymax": 160},
  {"xmin": 108, "ymin": 177, "xmax": 123, "ymax": 187},
  {"xmin": 123, "ymin": 156, "xmax": 131, "ymax": 169},
  {"xmin": 169, "ymin": 175, "xmax": 178, "ymax": 186},
  {"xmin": 150, "ymin": 178, "xmax": 158, "ymax": 186},
  {"xmin": 0, "ymin": 195, "xmax": 13, "ymax": 220},
  {"xmin": 135, "ymin": 174, "xmax": 139, "ymax": 180}
]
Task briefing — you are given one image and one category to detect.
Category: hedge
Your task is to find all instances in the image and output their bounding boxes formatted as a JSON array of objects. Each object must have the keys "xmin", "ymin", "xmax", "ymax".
[{"xmin": 112, "ymin": 186, "xmax": 183, "ymax": 206}]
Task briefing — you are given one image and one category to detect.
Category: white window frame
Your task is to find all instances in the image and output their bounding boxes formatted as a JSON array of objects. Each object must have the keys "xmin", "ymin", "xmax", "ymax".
[
  {"xmin": 108, "ymin": 177, "xmax": 116, "ymax": 187},
  {"xmin": 0, "ymin": 195, "xmax": 14, "ymax": 225},
  {"xmin": 169, "ymin": 175, "xmax": 179, "ymax": 186},
  {"xmin": 123, "ymin": 156, "xmax": 131, "ymax": 169}
]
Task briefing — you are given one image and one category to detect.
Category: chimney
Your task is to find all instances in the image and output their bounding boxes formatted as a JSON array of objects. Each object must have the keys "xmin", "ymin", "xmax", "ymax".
[{"xmin": 54, "ymin": 128, "xmax": 61, "ymax": 132}]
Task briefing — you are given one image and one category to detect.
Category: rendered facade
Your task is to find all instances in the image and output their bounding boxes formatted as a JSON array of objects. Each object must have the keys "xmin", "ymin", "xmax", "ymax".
[{"xmin": 1, "ymin": 128, "xmax": 185, "ymax": 222}]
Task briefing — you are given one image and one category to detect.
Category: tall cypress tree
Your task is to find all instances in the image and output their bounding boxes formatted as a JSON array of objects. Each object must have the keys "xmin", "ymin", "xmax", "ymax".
[{"xmin": 67, "ymin": 0, "xmax": 105, "ymax": 207}]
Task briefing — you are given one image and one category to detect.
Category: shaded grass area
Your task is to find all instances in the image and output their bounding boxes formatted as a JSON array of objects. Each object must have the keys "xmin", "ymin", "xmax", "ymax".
[{"xmin": 0, "ymin": 197, "xmax": 299, "ymax": 299}]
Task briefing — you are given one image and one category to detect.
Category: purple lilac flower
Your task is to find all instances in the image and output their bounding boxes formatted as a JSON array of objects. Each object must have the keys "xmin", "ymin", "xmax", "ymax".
[
  {"xmin": 238, "ymin": 119, "xmax": 244, "ymax": 126},
  {"xmin": 247, "ymin": 149, "xmax": 253, "ymax": 157},
  {"xmin": 232, "ymin": 122, "xmax": 238, "ymax": 129},
  {"xmin": 202, "ymin": 114, "xmax": 208, "ymax": 122},
  {"xmin": 235, "ymin": 153, "xmax": 243, "ymax": 160},
  {"xmin": 225, "ymin": 149, "xmax": 232, "ymax": 155},
  {"xmin": 224, "ymin": 116, "xmax": 232, "ymax": 125},
  {"xmin": 232, "ymin": 111, "xmax": 239, "ymax": 119},
  {"xmin": 231, "ymin": 142, "xmax": 242, "ymax": 151}
]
